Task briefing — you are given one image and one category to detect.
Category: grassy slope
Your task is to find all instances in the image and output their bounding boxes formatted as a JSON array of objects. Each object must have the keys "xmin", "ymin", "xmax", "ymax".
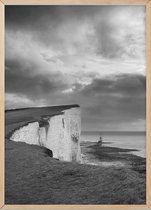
[{"xmin": 5, "ymin": 139, "xmax": 146, "ymax": 204}]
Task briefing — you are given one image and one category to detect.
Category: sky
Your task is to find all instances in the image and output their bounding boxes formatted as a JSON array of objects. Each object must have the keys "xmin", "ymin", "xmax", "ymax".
[{"xmin": 5, "ymin": 5, "xmax": 146, "ymax": 131}]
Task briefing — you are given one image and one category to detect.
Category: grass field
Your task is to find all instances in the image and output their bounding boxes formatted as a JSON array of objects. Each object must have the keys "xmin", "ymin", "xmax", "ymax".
[
  {"xmin": 5, "ymin": 106, "xmax": 146, "ymax": 204},
  {"xmin": 5, "ymin": 139, "xmax": 146, "ymax": 204}
]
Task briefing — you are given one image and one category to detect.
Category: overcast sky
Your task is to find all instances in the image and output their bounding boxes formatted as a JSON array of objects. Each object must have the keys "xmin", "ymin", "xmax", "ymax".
[{"xmin": 5, "ymin": 5, "xmax": 146, "ymax": 131}]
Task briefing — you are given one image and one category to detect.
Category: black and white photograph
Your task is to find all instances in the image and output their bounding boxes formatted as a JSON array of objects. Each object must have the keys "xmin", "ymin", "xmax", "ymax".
[{"xmin": 5, "ymin": 5, "xmax": 146, "ymax": 204}]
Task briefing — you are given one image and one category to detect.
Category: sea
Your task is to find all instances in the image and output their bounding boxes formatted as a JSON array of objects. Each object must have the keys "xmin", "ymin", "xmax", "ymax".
[{"xmin": 81, "ymin": 131, "xmax": 146, "ymax": 158}]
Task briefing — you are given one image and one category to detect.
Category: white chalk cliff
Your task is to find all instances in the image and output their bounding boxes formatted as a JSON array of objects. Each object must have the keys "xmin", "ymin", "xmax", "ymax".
[{"xmin": 10, "ymin": 107, "xmax": 82, "ymax": 163}]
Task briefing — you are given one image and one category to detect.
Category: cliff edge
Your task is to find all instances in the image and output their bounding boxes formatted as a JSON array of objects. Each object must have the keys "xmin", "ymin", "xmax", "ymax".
[{"xmin": 6, "ymin": 105, "xmax": 82, "ymax": 163}]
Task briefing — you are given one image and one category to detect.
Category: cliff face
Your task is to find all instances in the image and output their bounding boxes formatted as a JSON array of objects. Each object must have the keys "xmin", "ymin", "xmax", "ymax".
[{"xmin": 10, "ymin": 107, "xmax": 82, "ymax": 163}]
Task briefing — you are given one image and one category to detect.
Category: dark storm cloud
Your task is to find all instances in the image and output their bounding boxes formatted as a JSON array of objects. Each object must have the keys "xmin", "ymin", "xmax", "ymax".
[
  {"xmin": 81, "ymin": 74, "xmax": 146, "ymax": 96},
  {"xmin": 5, "ymin": 6, "xmax": 61, "ymax": 29},
  {"xmin": 5, "ymin": 5, "xmax": 145, "ymax": 59},
  {"xmin": 5, "ymin": 5, "xmax": 105, "ymax": 28},
  {"xmin": 5, "ymin": 59, "xmax": 68, "ymax": 99},
  {"xmin": 79, "ymin": 74, "xmax": 146, "ymax": 130},
  {"xmin": 5, "ymin": 6, "xmax": 99, "ymax": 47},
  {"xmin": 83, "ymin": 94, "xmax": 145, "ymax": 122}
]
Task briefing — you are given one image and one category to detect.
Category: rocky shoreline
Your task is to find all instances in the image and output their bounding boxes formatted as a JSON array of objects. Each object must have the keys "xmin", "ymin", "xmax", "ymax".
[{"xmin": 81, "ymin": 141, "xmax": 146, "ymax": 174}]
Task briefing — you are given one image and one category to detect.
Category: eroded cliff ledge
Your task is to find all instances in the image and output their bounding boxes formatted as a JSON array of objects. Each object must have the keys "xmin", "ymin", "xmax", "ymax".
[{"xmin": 6, "ymin": 105, "xmax": 82, "ymax": 163}]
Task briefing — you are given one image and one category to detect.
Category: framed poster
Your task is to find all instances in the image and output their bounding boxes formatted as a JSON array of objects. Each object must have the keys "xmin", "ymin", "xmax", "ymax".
[{"xmin": 0, "ymin": 0, "xmax": 151, "ymax": 209}]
